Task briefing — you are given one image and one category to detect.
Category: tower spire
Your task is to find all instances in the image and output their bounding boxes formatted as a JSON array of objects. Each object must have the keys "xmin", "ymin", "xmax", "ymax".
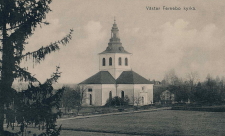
[
  {"xmin": 111, "ymin": 18, "xmax": 120, "ymax": 41},
  {"xmin": 99, "ymin": 19, "xmax": 130, "ymax": 54}
]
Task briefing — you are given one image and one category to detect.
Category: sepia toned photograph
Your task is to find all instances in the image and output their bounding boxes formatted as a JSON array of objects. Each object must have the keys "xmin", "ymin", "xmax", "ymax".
[{"xmin": 0, "ymin": 0, "xmax": 225, "ymax": 135}]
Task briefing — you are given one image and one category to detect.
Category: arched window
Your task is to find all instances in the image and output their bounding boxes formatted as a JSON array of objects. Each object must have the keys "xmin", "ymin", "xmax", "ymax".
[
  {"xmin": 109, "ymin": 91, "xmax": 112, "ymax": 100},
  {"xmin": 109, "ymin": 57, "xmax": 112, "ymax": 66},
  {"xmin": 102, "ymin": 58, "xmax": 105, "ymax": 66},
  {"xmin": 90, "ymin": 94, "xmax": 92, "ymax": 105},
  {"xmin": 121, "ymin": 91, "xmax": 124, "ymax": 99},
  {"xmin": 125, "ymin": 58, "xmax": 128, "ymax": 66},
  {"xmin": 118, "ymin": 57, "xmax": 122, "ymax": 65}
]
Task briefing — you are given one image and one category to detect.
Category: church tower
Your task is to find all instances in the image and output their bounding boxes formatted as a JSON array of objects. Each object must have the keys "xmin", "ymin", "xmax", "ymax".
[{"xmin": 99, "ymin": 19, "xmax": 132, "ymax": 79}]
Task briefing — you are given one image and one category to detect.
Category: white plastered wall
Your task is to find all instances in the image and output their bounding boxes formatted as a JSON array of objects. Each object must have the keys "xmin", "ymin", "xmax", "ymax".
[
  {"xmin": 114, "ymin": 53, "xmax": 132, "ymax": 79},
  {"xmin": 117, "ymin": 84, "xmax": 134, "ymax": 105},
  {"xmin": 133, "ymin": 84, "xmax": 154, "ymax": 105},
  {"xmin": 101, "ymin": 84, "xmax": 117, "ymax": 106},
  {"xmin": 99, "ymin": 53, "xmax": 132, "ymax": 79},
  {"xmin": 81, "ymin": 84, "xmax": 102, "ymax": 106},
  {"xmin": 81, "ymin": 83, "xmax": 153, "ymax": 106}
]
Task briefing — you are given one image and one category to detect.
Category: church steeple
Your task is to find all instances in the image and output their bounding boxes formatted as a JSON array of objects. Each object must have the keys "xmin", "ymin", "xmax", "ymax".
[
  {"xmin": 110, "ymin": 17, "xmax": 120, "ymax": 43},
  {"xmin": 99, "ymin": 19, "xmax": 132, "ymax": 79},
  {"xmin": 99, "ymin": 19, "xmax": 130, "ymax": 54}
]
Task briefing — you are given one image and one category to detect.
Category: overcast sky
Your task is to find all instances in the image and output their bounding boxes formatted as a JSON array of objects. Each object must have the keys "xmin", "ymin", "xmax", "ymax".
[{"xmin": 22, "ymin": 0, "xmax": 225, "ymax": 84}]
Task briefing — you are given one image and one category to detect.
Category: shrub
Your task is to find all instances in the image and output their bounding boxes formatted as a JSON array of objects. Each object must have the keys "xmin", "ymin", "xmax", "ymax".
[{"xmin": 105, "ymin": 96, "xmax": 129, "ymax": 107}]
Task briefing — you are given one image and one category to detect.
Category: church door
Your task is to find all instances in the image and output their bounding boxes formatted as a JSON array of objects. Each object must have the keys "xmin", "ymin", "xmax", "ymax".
[
  {"xmin": 121, "ymin": 91, "xmax": 124, "ymax": 99},
  {"xmin": 142, "ymin": 97, "xmax": 145, "ymax": 105},
  {"xmin": 109, "ymin": 91, "xmax": 112, "ymax": 100}
]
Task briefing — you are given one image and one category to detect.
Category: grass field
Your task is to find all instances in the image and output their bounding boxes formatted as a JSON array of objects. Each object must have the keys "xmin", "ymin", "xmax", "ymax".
[
  {"xmin": 57, "ymin": 110, "xmax": 225, "ymax": 136},
  {"xmin": 5, "ymin": 110, "xmax": 225, "ymax": 136}
]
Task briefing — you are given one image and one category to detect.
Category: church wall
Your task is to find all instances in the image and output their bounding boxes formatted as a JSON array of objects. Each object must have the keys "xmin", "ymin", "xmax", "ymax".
[
  {"xmin": 101, "ymin": 84, "xmax": 117, "ymax": 106},
  {"xmin": 117, "ymin": 84, "xmax": 134, "ymax": 104},
  {"xmin": 99, "ymin": 54, "xmax": 116, "ymax": 78},
  {"xmin": 99, "ymin": 53, "xmax": 132, "ymax": 79},
  {"xmin": 133, "ymin": 84, "xmax": 154, "ymax": 105},
  {"xmin": 82, "ymin": 84, "xmax": 102, "ymax": 106},
  {"xmin": 114, "ymin": 53, "xmax": 131, "ymax": 69},
  {"xmin": 99, "ymin": 54, "xmax": 115, "ymax": 71},
  {"xmin": 114, "ymin": 53, "xmax": 131, "ymax": 79}
]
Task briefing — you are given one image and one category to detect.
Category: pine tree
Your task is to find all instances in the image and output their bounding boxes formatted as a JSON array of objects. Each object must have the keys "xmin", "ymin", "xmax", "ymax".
[{"xmin": 0, "ymin": 0, "xmax": 73, "ymax": 135}]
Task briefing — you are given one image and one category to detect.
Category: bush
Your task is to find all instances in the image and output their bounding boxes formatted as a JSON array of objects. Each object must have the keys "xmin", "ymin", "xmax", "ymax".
[{"xmin": 105, "ymin": 96, "xmax": 129, "ymax": 107}]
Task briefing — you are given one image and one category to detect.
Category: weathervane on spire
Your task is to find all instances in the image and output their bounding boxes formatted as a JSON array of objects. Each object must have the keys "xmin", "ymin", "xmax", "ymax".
[{"xmin": 114, "ymin": 16, "xmax": 116, "ymax": 24}]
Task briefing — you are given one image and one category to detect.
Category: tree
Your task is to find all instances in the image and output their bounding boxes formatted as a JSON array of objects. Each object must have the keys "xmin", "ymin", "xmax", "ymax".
[
  {"xmin": 190, "ymin": 75, "xmax": 224, "ymax": 104},
  {"xmin": 61, "ymin": 85, "xmax": 86, "ymax": 115},
  {"xmin": 185, "ymin": 72, "xmax": 199, "ymax": 102},
  {"xmin": 61, "ymin": 86, "xmax": 78, "ymax": 114},
  {"xmin": 132, "ymin": 96, "xmax": 142, "ymax": 108},
  {"xmin": 75, "ymin": 85, "xmax": 86, "ymax": 115},
  {"xmin": 153, "ymin": 85, "xmax": 166, "ymax": 102},
  {"xmin": 6, "ymin": 67, "xmax": 64, "ymax": 136},
  {"xmin": 0, "ymin": 0, "xmax": 73, "ymax": 135},
  {"xmin": 163, "ymin": 69, "xmax": 180, "ymax": 86},
  {"xmin": 163, "ymin": 69, "xmax": 188, "ymax": 103},
  {"xmin": 203, "ymin": 75, "xmax": 222, "ymax": 103}
]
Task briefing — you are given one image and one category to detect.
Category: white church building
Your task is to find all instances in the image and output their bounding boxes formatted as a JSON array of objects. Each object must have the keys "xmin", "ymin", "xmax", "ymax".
[{"xmin": 79, "ymin": 20, "xmax": 153, "ymax": 106}]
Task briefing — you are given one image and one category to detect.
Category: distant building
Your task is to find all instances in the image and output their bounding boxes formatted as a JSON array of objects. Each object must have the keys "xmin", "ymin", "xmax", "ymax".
[
  {"xmin": 160, "ymin": 90, "xmax": 175, "ymax": 104},
  {"xmin": 79, "ymin": 20, "xmax": 154, "ymax": 106}
]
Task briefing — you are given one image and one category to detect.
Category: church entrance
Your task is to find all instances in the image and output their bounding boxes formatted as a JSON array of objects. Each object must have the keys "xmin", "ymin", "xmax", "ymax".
[
  {"xmin": 140, "ymin": 92, "xmax": 147, "ymax": 105},
  {"xmin": 121, "ymin": 91, "xmax": 124, "ymax": 99},
  {"xmin": 142, "ymin": 97, "xmax": 144, "ymax": 105}
]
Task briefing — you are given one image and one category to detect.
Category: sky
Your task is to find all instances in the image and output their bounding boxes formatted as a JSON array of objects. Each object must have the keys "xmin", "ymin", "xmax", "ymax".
[{"xmin": 21, "ymin": 0, "xmax": 225, "ymax": 84}]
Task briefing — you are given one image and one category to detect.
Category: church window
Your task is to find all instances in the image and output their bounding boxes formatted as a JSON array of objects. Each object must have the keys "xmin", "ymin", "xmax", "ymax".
[
  {"xmin": 90, "ymin": 94, "xmax": 92, "ymax": 105},
  {"xmin": 109, "ymin": 91, "xmax": 112, "ymax": 100},
  {"xmin": 102, "ymin": 58, "xmax": 105, "ymax": 66},
  {"xmin": 119, "ymin": 57, "xmax": 122, "ymax": 65},
  {"xmin": 142, "ymin": 86, "xmax": 145, "ymax": 90},
  {"xmin": 109, "ymin": 57, "xmax": 112, "ymax": 66},
  {"xmin": 125, "ymin": 58, "xmax": 128, "ymax": 66},
  {"xmin": 121, "ymin": 91, "xmax": 124, "ymax": 99},
  {"xmin": 88, "ymin": 88, "xmax": 92, "ymax": 92}
]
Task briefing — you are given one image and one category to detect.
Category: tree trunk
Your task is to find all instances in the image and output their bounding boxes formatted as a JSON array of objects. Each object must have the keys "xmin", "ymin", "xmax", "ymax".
[
  {"xmin": 0, "ymin": 7, "xmax": 15, "ymax": 134},
  {"xmin": 0, "ymin": 102, "xmax": 4, "ymax": 135}
]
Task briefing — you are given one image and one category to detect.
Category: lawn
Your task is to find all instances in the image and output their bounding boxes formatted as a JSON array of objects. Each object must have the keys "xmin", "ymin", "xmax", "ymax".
[{"xmin": 57, "ymin": 110, "xmax": 225, "ymax": 136}]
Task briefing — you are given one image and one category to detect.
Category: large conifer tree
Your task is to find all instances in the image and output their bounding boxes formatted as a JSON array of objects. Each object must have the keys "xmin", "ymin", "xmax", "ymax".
[{"xmin": 0, "ymin": 0, "xmax": 73, "ymax": 135}]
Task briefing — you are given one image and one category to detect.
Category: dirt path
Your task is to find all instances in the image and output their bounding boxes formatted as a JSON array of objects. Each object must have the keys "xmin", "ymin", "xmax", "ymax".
[{"xmin": 58, "ymin": 107, "xmax": 171, "ymax": 121}]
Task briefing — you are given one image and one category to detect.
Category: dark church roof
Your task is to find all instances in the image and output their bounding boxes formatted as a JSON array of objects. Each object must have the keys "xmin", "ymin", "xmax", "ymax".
[
  {"xmin": 99, "ymin": 46, "xmax": 131, "ymax": 54},
  {"xmin": 80, "ymin": 71, "xmax": 152, "ymax": 84},
  {"xmin": 79, "ymin": 71, "xmax": 116, "ymax": 84},
  {"xmin": 116, "ymin": 71, "xmax": 152, "ymax": 84}
]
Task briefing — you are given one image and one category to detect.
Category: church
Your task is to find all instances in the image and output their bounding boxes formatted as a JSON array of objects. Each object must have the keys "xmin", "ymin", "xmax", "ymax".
[{"xmin": 79, "ymin": 20, "xmax": 153, "ymax": 106}]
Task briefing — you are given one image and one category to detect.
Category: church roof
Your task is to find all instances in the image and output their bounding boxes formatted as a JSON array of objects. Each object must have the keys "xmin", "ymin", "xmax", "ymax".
[
  {"xmin": 99, "ymin": 46, "xmax": 131, "ymax": 54},
  {"xmin": 79, "ymin": 71, "xmax": 116, "ymax": 84},
  {"xmin": 116, "ymin": 71, "xmax": 152, "ymax": 84},
  {"xmin": 99, "ymin": 19, "xmax": 131, "ymax": 54},
  {"xmin": 80, "ymin": 71, "xmax": 152, "ymax": 84}
]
